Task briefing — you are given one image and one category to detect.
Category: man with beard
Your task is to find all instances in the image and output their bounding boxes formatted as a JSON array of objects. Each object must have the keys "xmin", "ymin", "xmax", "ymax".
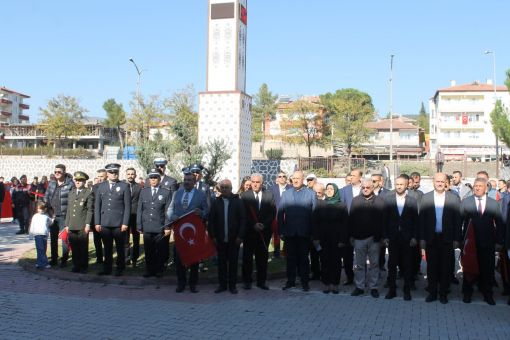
[{"xmin": 124, "ymin": 167, "xmax": 141, "ymax": 267}]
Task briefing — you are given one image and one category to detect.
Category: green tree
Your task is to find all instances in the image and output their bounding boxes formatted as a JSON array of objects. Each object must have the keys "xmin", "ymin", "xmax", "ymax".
[
  {"xmin": 417, "ymin": 101, "xmax": 430, "ymax": 134},
  {"xmin": 103, "ymin": 98, "xmax": 126, "ymax": 151},
  {"xmin": 202, "ymin": 138, "xmax": 232, "ymax": 186},
  {"xmin": 251, "ymin": 83, "xmax": 277, "ymax": 147},
  {"xmin": 320, "ymin": 89, "xmax": 375, "ymax": 162},
  {"xmin": 490, "ymin": 69, "xmax": 510, "ymax": 147},
  {"xmin": 127, "ymin": 94, "xmax": 168, "ymax": 143},
  {"xmin": 39, "ymin": 94, "xmax": 87, "ymax": 148}
]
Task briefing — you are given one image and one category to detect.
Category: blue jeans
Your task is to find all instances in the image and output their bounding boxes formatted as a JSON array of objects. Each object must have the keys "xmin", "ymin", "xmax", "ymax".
[{"xmin": 35, "ymin": 235, "xmax": 49, "ymax": 267}]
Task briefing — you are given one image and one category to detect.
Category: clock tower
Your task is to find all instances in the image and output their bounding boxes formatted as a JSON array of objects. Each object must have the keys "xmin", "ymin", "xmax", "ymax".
[{"xmin": 198, "ymin": 0, "xmax": 251, "ymax": 190}]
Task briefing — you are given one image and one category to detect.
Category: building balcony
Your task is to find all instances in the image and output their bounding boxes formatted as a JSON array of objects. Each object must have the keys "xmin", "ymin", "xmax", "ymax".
[
  {"xmin": 19, "ymin": 114, "xmax": 29, "ymax": 121},
  {"xmin": 1, "ymin": 111, "xmax": 12, "ymax": 117},
  {"xmin": 19, "ymin": 103, "xmax": 29, "ymax": 109},
  {"xmin": 1, "ymin": 98, "xmax": 12, "ymax": 105}
]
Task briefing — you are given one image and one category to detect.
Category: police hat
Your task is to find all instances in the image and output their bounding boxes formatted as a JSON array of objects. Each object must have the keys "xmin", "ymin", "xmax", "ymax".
[
  {"xmin": 182, "ymin": 166, "xmax": 191, "ymax": 175},
  {"xmin": 105, "ymin": 163, "xmax": 121, "ymax": 172},
  {"xmin": 73, "ymin": 171, "xmax": 89, "ymax": 181},
  {"xmin": 147, "ymin": 168, "xmax": 160, "ymax": 178},
  {"xmin": 189, "ymin": 163, "xmax": 204, "ymax": 174},
  {"xmin": 154, "ymin": 158, "xmax": 168, "ymax": 166}
]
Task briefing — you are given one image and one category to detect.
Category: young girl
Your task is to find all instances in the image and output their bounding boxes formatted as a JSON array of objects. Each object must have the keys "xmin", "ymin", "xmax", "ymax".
[{"xmin": 28, "ymin": 202, "xmax": 53, "ymax": 269}]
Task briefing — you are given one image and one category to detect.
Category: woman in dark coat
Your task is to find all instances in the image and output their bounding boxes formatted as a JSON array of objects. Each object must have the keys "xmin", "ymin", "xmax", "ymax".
[{"xmin": 312, "ymin": 183, "xmax": 348, "ymax": 294}]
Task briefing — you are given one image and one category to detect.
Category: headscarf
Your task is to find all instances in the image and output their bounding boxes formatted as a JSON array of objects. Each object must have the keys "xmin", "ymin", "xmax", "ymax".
[{"xmin": 325, "ymin": 183, "xmax": 341, "ymax": 205}]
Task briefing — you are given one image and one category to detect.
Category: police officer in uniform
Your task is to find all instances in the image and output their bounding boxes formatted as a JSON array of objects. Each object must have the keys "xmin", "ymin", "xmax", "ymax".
[
  {"xmin": 189, "ymin": 163, "xmax": 212, "ymax": 206},
  {"xmin": 95, "ymin": 163, "xmax": 131, "ymax": 276},
  {"xmin": 147, "ymin": 158, "xmax": 178, "ymax": 194},
  {"xmin": 65, "ymin": 171, "xmax": 94, "ymax": 273},
  {"xmin": 137, "ymin": 168, "xmax": 172, "ymax": 278}
]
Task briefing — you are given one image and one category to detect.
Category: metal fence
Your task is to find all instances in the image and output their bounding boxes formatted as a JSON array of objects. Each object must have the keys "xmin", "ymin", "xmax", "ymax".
[{"xmin": 297, "ymin": 156, "xmax": 366, "ymax": 176}]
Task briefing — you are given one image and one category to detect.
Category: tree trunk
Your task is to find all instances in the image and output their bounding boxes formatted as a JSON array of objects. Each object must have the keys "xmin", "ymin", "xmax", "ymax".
[
  {"xmin": 117, "ymin": 127, "xmax": 124, "ymax": 152},
  {"xmin": 308, "ymin": 142, "xmax": 312, "ymax": 158}
]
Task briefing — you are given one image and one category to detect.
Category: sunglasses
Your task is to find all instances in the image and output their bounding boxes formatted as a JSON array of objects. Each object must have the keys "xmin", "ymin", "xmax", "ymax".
[
  {"xmin": 54, "ymin": 171, "xmax": 63, "ymax": 174},
  {"xmin": 306, "ymin": 178, "xmax": 315, "ymax": 181},
  {"xmin": 278, "ymin": 175, "xmax": 286, "ymax": 178}
]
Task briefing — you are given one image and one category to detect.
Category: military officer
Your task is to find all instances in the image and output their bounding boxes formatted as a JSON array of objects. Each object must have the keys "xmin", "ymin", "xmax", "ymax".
[
  {"xmin": 94, "ymin": 163, "xmax": 131, "ymax": 276},
  {"xmin": 64, "ymin": 171, "xmax": 94, "ymax": 273},
  {"xmin": 137, "ymin": 168, "xmax": 172, "ymax": 278}
]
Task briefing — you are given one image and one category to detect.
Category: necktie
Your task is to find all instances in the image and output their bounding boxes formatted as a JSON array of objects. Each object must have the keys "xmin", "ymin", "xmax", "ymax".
[
  {"xmin": 183, "ymin": 191, "xmax": 190, "ymax": 209},
  {"xmin": 255, "ymin": 192, "xmax": 260, "ymax": 210},
  {"xmin": 478, "ymin": 198, "xmax": 483, "ymax": 216},
  {"xmin": 152, "ymin": 188, "xmax": 157, "ymax": 197}
]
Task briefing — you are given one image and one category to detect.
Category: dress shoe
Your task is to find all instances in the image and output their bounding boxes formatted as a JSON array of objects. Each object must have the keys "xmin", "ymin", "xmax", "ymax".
[
  {"xmin": 343, "ymin": 280, "xmax": 354, "ymax": 286},
  {"xmin": 323, "ymin": 289, "xmax": 330, "ymax": 294},
  {"xmin": 403, "ymin": 291, "xmax": 412, "ymax": 301},
  {"xmin": 370, "ymin": 289, "xmax": 379, "ymax": 298},
  {"xmin": 484, "ymin": 296, "xmax": 496, "ymax": 305},
  {"xmin": 15, "ymin": 230, "xmax": 25, "ymax": 235},
  {"xmin": 71, "ymin": 267, "xmax": 80, "ymax": 273},
  {"xmin": 282, "ymin": 283, "xmax": 295, "ymax": 290},
  {"xmin": 155, "ymin": 272, "xmax": 164, "ymax": 278},
  {"xmin": 97, "ymin": 270, "xmax": 112, "ymax": 276},
  {"xmin": 385, "ymin": 290, "xmax": 396, "ymax": 299},
  {"xmin": 332, "ymin": 289, "xmax": 339, "ymax": 295},
  {"xmin": 439, "ymin": 295, "xmax": 448, "ymax": 304},
  {"xmin": 425, "ymin": 294, "xmax": 437, "ymax": 302},
  {"xmin": 243, "ymin": 283, "xmax": 252, "ymax": 290},
  {"xmin": 229, "ymin": 287, "xmax": 238, "ymax": 294},
  {"xmin": 256, "ymin": 284, "xmax": 269, "ymax": 290},
  {"xmin": 190, "ymin": 286, "xmax": 199, "ymax": 293},
  {"xmin": 175, "ymin": 285, "xmax": 185, "ymax": 293},
  {"xmin": 215, "ymin": 286, "xmax": 227, "ymax": 293},
  {"xmin": 143, "ymin": 272, "xmax": 153, "ymax": 278},
  {"xmin": 114, "ymin": 270, "xmax": 123, "ymax": 277},
  {"xmin": 351, "ymin": 288, "xmax": 364, "ymax": 296},
  {"xmin": 302, "ymin": 283, "xmax": 310, "ymax": 292},
  {"xmin": 462, "ymin": 295, "xmax": 472, "ymax": 304}
]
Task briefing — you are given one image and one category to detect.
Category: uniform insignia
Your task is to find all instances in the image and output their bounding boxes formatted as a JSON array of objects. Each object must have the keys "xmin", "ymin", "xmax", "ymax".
[
  {"xmin": 158, "ymin": 195, "xmax": 163, "ymax": 201},
  {"xmin": 165, "ymin": 181, "xmax": 168, "ymax": 186},
  {"xmin": 116, "ymin": 187, "xmax": 121, "ymax": 192},
  {"xmin": 79, "ymin": 202, "xmax": 84, "ymax": 206}
]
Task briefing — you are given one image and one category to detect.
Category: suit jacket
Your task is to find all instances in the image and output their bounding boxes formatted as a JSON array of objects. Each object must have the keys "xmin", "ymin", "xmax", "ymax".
[
  {"xmin": 166, "ymin": 187, "xmax": 209, "ymax": 224},
  {"xmin": 137, "ymin": 186, "xmax": 172, "ymax": 233},
  {"xmin": 208, "ymin": 194, "xmax": 247, "ymax": 242},
  {"xmin": 460, "ymin": 195, "xmax": 504, "ymax": 248},
  {"xmin": 0, "ymin": 182, "xmax": 5, "ymax": 203},
  {"xmin": 376, "ymin": 187, "xmax": 390, "ymax": 198},
  {"xmin": 340, "ymin": 184, "xmax": 360, "ymax": 212},
  {"xmin": 94, "ymin": 181, "xmax": 131, "ymax": 227},
  {"xmin": 269, "ymin": 183, "xmax": 292, "ymax": 211},
  {"xmin": 383, "ymin": 193, "xmax": 418, "ymax": 242},
  {"xmin": 312, "ymin": 199, "xmax": 348, "ymax": 245},
  {"xmin": 65, "ymin": 188, "xmax": 94, "ymax": 231},
  {"xmin": 408, "ymin": 189, "xmax": 424, "ymax": 210},
  {"xmin": 240, "ymin": 190, "xmax": 276, "ymax": 241},
  {"xmin": 125, "ymin": 181, "xmax": 141, "ymax": 215},
  {"xmin": 419, "ymin": 191, "xmax": 462, "ymax": 244}
]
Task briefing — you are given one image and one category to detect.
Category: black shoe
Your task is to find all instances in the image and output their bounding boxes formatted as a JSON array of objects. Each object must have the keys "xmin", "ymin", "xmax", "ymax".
[
  {"xmin": 302, "ymin": 283, "xmax": 310, "ymax": 292},
  {"xmin": 332, "ymin": 289, "xmax": 339, "ymax": 295},
  {"xmin": 175, "ymin": 285, "xmax": 185, "ymax": 293},
  {"xmin": 323, "ymin": 289, "xmax": 330, "ymax": 294},
  {"xmin": 97, "ymin": 270, "xmax": 111, "ymax": 276},
  {"xmin": 463, "ymin": 295, "xmax": 472, "ymax": 304},
  {"xmin": 425, "ymin": 294, "xmax": 437, "ymax": 302},
  {"xmin": 343, "ymin": 280, "xmax": 354, "ymax": 286},
  {"xmin": 385, "ymin": 290, "xmax": 396, "ymax": 299},
  {"xmin": 256, "ymin": 284, "xmax": 269, "ymax": 290},
  {"xmin": 15, "ymin": 230, "xmax": 24, "ymax": 235},
  {"xmin": 484, "ymin": 296, "xmax": 496, "ymax": 305},
  {"xmin": 403, "ymin": 291, "xmax": 411, "ymax": 301},
  {"xmin": 451, "ymin": 277, "xmax": 459, "ymax": 285},
  {"xmin": 229, "ymin": 287, "xmax": 238, "ymax": 294},
  {"xmin": 155, "ymin": 272, "xmax": 164, "ymax": 278},
  {"xmin": 282, "ymin": 283, "xmax": 296, "ymax": 290},
  {"xmin": 71, "ymin": 267, "xmax": 79, "ymax": 273},
  {"xmin": 143, "ymin": 272, "xmax": 153, "ymax": 278},
  {"xmin": 439, "ymin": 295, "xmax": 448, "ymax": 304},
  {"xmin": 114, "ymin": 270, "xmax": 123, "ymax": 277},
  {"xmin": 243, "ymin": 282, "xmax": 252, "ymax": 290},
  {"xmin": 60, "ymin": 261, "xmax": 67, "ymax": 268},
  {"xmin": 215, "ymin": 286, "xmax": 227, "ymax": 293},
  {"xmin": 49, "ymin": 260, "xmax": 58, "ymax": 266},
  {"xmin": 190, "ymin": 286, "xmax": 199, "ymax": 293},
  {"xmin": 351, "ymin": 288, "xmax": 364, "ymax": 296},
  {"xmin": 370, "ymin": 289, "xmax": 379, "ymax": 298}
]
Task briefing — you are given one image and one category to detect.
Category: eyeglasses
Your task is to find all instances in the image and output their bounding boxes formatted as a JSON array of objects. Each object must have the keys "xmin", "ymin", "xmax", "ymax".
[
  {"xmin": 278, "ymin": 175, "xmax": 286, "ymax": 178},
  {"xmin": 361, "ymin": 186, "xmax": 373, "ymax": 189},
  {"xmin": 156, "ymin": 164, "xmax": 165, "ymax": 168},
  {"xmin": 54, "ymin": 171, "xmax": 63, "ymax": 174}
]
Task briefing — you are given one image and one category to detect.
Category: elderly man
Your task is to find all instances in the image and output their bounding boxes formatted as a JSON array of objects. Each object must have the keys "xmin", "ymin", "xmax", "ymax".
[
  {"xmin": 278, "ymin": 170, "xmax": 317, "ymax": 291},
  {"xmin": 349, "ymin": 178, "xmax": 385, "ymax": 298},
  {"xmin": 419, "ymin": 173, "xmax": 462, "ymax": 304}
]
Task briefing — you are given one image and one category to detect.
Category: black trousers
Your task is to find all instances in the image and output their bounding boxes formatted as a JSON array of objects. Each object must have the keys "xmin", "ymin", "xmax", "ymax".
[
  {"xmin": 15, "ymin": 205, "xmax": 29, "ymax": 233},
  {"xmin": 319, "ymin": 244, "xmax": 341, "ymax": 285},
  {"xmin": 100, "ymin": 227, "xmax": 125, "ymax": 272},
  {"xmin": 242, "ymin": 234, "xmax": 271, "ymax": 285},
  {"xmin": 387, "ymin": 239, "xmax": 413, "ymax": 290},
  {"xmin": 379, "ymin": 245, "xmax": 387, "ymax": 269},
  {"xmin": 413, "ymin": 247, "xmax": 422, "ymax": 277},
  {"xmin": 285, "ymin": 236, "xmax": 310, "ymax": 285},
  {"xmin": 340, "ymin": 244, "xmax": 354, "ymax": 282},
  {"xmin": 143, "ymin": 232, "xmax": 166, "ymax": 275},
  {"xmin": 462, "ymin": 246, "xmax": 495, "ymax": 297},
  {"xmin": 217, "ymin": 241, "xmax": 240, "ymax": 289},
  {"xmin": 92, "ymin": 225, "xmax": 103, "ymax": 262},
  {"xmin": 50, "ymin": 216, "xmax": 67, "ymax": 263},
  {"xmin": 69, "ymin": 230, "xmax": 89, "ymax": 271},
  {"xmin": 426, "ymin": 234, "xmax": 453, "ymax": 296},
  {"xmin": 125, "ymin": 214, "xmax": 140, "ymax": 261},
  {"xmin": 174, "ymin": 246, "xmax": 199, "ymax": 287},
  {"xmin": 310, "ymin": 242, "xmax": 321, "ymax": 279}
]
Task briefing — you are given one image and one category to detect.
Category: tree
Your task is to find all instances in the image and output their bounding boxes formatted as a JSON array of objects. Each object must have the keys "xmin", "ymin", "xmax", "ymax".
[
  {"xmin": 251, "ymin": 83, "xmax": 277, "ymax": 146},
  {"xmin": 417, "ymin": 101, "xmax": 430, "ymax": 134},
  {"xmin": 39, "ymin": 94, "xmax": 87, "ymax": 148},
  {"xmin": 103, "ymin": 98, "xmax": 126, "ymax": 151},
  {"xmin": 320, "ymin": 89, "xmax": 375, "ymax": 161},
  {"xmin": 202, "ymin": 138, "xmax": 232, "ymax": 186},
  {"xmin": 127, "ymin": 94, "xmax": 168, "ymax": 143},
  {"xmin": 490, "ymin": 69, "xmax": 510, "ymax": 147}
]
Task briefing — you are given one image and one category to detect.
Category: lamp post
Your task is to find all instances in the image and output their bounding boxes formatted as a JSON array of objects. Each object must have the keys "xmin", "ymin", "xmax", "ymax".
[
  {"xmin": 484, "ymin": 50, "xmax": 498, "ymax": 177},
  {"xmin": 129, "ymin": 58, "xmax": 146, "ymax": 142},
  {"xmin": 389, "ymin": 54, "xmax": 395, "ymax": 182}
]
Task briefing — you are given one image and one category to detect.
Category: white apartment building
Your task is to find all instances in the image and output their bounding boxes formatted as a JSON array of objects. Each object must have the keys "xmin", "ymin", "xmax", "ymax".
[
  {"xmin": 0, "ymin": 87, "xmax": 30, "ymax": 124},
  {"xmin": 429, "ymin": 80, "xmax": 510, "ymax": 161}
]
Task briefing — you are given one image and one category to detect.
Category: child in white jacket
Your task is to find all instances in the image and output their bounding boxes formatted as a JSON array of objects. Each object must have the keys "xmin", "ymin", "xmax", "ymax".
[{"xmin": 29, "ymin": 202, "xmax": 53, "ymax": 269}]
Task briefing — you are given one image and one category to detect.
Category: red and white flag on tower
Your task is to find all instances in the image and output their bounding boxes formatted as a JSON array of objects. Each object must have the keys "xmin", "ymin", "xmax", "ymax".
[{"xmin": 172, "ymin": 212, "xmax": 216, "ymax": 266}]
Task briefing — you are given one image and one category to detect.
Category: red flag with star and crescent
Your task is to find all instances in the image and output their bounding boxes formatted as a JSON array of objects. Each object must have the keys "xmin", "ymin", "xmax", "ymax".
[{"xmin": 172, "ymin": 212, "xmax": 216, "ymax": 266}]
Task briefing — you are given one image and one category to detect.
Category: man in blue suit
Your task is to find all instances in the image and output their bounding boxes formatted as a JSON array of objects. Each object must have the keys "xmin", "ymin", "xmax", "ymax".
[{"xmin": 166, "ymin": 171, "xmax": 209, "ymax": 293}]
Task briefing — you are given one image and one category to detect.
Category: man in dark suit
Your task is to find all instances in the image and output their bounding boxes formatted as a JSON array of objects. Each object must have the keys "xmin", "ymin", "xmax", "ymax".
[
  {"xmin": 94, "ymin": 163, "xmax": 131, "ymax": 276},
  {"xmin": 91, "ymin": 169, "xmax": 106, "ymax": 264},
  {"xmin": 460, "ymin": 177, "xmax": 504, "ymax": 305},
  {"xmin": 268, "ymin": 171, "xmax": 291, "ymax": 258},
  {"xmin": 208, "ymin": 179, "xmax": 246, "ymax": 294},
  {"xmin": 382, "ymin": 175, "xmax": 419, "ymax": 301},
  {"xmin": 240, "ymin": 173, "xmax": 276, "ymax": 290},
  {"xmin": 373, "ymin": 172, "xmax": 390, "ymax": 271},
  {"xmin": 65, "ymin": 171, "xmax": 94, "ymax": 273},
  {"xmin": 166, "ymin": 171, "xmax": 209, "ymax": 293},
  {"xmin": 419, "ymin": 172, "xmax": 462, "ymax": 304},
  {"xmin": 137, "ymin": 168, "xmax": 172, "ymax": 278},
  {"xmin": 124, "ymin": 167, "xmax": 141, "ymax": 267}
]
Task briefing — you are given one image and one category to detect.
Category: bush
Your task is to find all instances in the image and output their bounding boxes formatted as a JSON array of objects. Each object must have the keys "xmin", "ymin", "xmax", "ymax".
[
  {"xmin": 308, "ymin": 168, "xmax": 330, "ymax": 178},
  {"xmin": 398, "ymin": 163, "xmax": 431, "ymax": 176},
  {"xmin": 265, "ymin": 148, "xmax": 283, "ymax": 160}
]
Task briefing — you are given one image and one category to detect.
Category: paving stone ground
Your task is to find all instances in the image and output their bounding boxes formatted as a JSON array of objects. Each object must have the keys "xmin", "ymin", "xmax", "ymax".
[{"xmin": 1, "ymin": 220, "xmax": 510, "ymax": 339}]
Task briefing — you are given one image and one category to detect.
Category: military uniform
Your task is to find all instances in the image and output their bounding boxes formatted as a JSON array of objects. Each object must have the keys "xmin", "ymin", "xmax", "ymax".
[
  {"xmin": 137, "ymin": 178, "xmax": 172, "ymax": 277},
  {"xmin": 65, "ymin": 180, "xmax": 94, "ymax": 273}
]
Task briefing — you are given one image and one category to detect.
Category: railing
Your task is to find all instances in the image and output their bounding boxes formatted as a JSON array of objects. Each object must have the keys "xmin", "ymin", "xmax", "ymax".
[
  {"xmin": 297, "ymin": 156, "xmax": 366, "ymax": 177},
  {"xmin": 0, "ymin": 146, "xmax": 97, "ymax": 159}
]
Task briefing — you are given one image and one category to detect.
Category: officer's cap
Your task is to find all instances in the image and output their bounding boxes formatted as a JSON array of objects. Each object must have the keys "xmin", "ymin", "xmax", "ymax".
[
  {"xmin": 147, "ymin": 168, "xmax": 160, "ymax": 178},
  {"xmin": 182, "ymin": 166, "xmax": 191, "ymax": 175},
  {"xmin": 189, "ymin": 163, "xmax": 204, "ymax": 174},
  {"xmin": 73, "ymin": 171, "xmax": 89, "ymax": 181},
  {"xmin": 105, "ymin": 163, "xmax": 121, "ymax": 173},
  {"xmin": 154, "ymin": 158, "xmax": 168, "ymax": 166}
]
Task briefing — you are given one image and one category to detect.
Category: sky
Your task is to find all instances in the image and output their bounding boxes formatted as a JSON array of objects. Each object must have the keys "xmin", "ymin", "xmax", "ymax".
[{"xmin": 2, "ymin": 0, "xmax": 509, "ymax": 122}]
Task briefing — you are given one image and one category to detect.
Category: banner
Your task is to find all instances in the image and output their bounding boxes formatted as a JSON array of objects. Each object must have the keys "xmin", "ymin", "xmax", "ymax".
[
  {"xmin": 172, "ymin": 212, "xmax": 215, "ymax": 266},
  {"xmin": 1, "ymin": 191, "xmax": 13, "ymax": 219}
]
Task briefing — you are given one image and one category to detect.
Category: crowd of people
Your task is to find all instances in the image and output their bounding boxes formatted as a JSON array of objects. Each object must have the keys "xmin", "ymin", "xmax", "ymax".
[{"xmin": 1, "ymin": 161, "xmax": 510, "ymax": 306}]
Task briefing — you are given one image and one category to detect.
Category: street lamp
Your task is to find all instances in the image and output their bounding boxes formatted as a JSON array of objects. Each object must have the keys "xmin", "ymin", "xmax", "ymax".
[
  {"xmin": 129, "ymin": 58, "xmax": 147, "ymax": 142},
  {"xmin": 484, "ymin": 50, "xmax": 498, "ymax": 177}
]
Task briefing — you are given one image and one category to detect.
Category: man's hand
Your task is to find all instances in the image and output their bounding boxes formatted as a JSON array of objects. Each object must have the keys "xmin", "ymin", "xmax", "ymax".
[
  {"xmin": 95, "ymin": 224, "xmax": 102, "ymax": 233},
  {"xmin": 409, "ymin": 238, "xmax": 417, "ymax": 248},
  {"xmin": 163, "ymin": 229, "xmax": 171, "ymax": 237},
  {"xmin": 84, "ymin": 226, "xmax": 90, "ymax": 234},
  {"xmin": 194, "ymin": 208, "xmax": 202, "ymax": 216},
  {"xmin": 419, "ymin": 240, "xmax": 426, "ymax": 249},
  {"xmin": 254, "ymin": 223, "xmax": 264, "ymax": 231},
  {"xmin": 382, "ymin": 239, "xmax": 389, "ymax": 247},
  {"xmin": 121, "ymin": 224, "xmax": 128, "ymax": 232}
]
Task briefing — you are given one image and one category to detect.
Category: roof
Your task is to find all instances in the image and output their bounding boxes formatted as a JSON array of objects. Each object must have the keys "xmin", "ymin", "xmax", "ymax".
[
  {"xmin": 366, "ymin": 118, "xmax": 419, "ymax": 130},
  {"xmin": 433, "ymin": 82, "xmax": 508, "ymax": 99},
  {"xmin": 0, "ymin": 87, "xmax": 30, "ymax": 98}
]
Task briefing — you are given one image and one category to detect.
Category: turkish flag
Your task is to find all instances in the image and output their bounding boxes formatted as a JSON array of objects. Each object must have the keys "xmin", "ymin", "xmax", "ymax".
[
  {"xmin": 1, "ymin": 190, "xmax": 13, "ymax": 219},
  {"xmin": 172, "ymin": 212, "xmax": 216, "ymax": 266},
  {"xmin": 59, "ymin": 229, "xmax": 72, "ymax": 251},
  {"xmin": 462, "ymin": 113, "xmax": 468, "ymax": 125},
  {"xmin": 461, "ymin": 220, "xmax": 479, "ymax": 283}
]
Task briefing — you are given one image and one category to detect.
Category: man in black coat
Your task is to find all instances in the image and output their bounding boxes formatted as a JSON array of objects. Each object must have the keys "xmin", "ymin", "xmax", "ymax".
[
  {"xmin": 12, "ymin": 175, "xmax": 31, "ymax": 235},
  {"xmin": 91, "ymin": 169, "xmax": 107, "ymax": 264},
  {"xmin": 94, "ymin": 163, "xmax": 131, "ymax": 276},
  {"xmin": 460, "ymin": 177, "xmax": 504, "ymax": 305},
  {"xmin": 382, "ymin": 175, "xmax": 419, "ymax": 301},
  {"xmin": 419, "ymin": 172, "xmax": 462, "ymax": 304},
  {"xmin": 137, "ymin": 169, "xmax": 172, "ymax": 278},
  {"xmin": 240, "ymin": 173, "xmax": 276, "ymax": 290},
  {"xmin": 124, "ymin": 167, "xmax": 141, "ymax": 267},
  {"xmin": 208, "ymin": 179, "xmax": 246, "ymax": 294}
]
